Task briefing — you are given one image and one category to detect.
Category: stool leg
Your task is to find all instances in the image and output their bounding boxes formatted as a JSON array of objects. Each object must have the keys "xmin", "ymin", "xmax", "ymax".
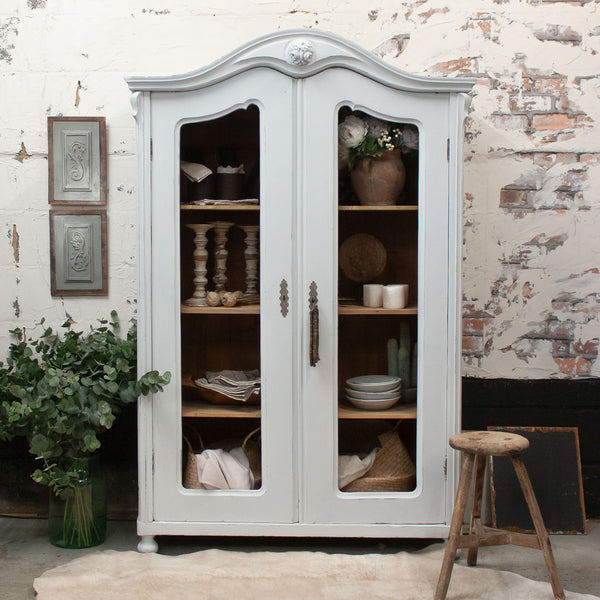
[
  {"xmin": 467, "ymin": 453, "xmax": 487, "ymax": 566},
  {"xmin": 435, "ymin": 451, "xmax": 475, "ymax": 600},
  {"xmin": 511, "ymin": 455, "xmax": 565, "ymax": 600}
]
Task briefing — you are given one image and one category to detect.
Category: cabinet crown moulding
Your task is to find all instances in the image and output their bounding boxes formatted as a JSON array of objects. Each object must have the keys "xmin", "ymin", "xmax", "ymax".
[{"xmin": 125, "ymin": 29, "xmax": 475, "ymax": 95}]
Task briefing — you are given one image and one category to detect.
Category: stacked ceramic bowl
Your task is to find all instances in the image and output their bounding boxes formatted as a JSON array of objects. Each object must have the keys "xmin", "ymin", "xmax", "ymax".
[{"xmin": 345, "ymin": 375, "xmax": 402, "ymax": 410}]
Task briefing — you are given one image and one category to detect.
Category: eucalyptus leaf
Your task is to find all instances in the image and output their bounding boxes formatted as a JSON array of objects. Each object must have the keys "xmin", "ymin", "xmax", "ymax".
[{"xmin": 0, "ymin": 312, "xmax": 170, "ymax": 494}]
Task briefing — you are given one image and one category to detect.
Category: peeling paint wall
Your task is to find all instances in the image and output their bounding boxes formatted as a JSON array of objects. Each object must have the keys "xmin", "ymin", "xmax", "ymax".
[{"xmin": 0, "ymin": 0, "xmax": 599, "ymax": 379}]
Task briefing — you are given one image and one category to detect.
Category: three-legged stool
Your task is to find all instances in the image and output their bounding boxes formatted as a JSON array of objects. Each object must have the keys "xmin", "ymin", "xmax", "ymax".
[{"xmin": 434, "ymin": 431, "xmax": 565, "ymax": 600}]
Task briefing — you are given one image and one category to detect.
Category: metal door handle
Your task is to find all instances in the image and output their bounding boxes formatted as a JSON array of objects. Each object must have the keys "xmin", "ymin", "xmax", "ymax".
[{"xmin": 309, "ymin": 281, "xmax": 319, "ymax": 367}]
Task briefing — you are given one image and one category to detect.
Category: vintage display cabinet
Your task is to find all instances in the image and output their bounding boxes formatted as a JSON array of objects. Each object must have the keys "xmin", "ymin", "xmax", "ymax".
[{"xmin": 127, "ymin": 30, "xmax": 474, "ymax": 552}]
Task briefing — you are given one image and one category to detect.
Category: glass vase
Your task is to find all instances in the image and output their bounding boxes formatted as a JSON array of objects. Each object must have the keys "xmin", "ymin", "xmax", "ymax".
[{"xmin": 48, "ymin": 453, "xmax": 107, "ymax": 548}]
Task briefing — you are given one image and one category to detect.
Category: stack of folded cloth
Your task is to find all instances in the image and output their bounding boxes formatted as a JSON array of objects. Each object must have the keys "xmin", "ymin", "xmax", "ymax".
[{"xmin": 194, "ymin": 369, "xmax": 260, "ymax": 403}]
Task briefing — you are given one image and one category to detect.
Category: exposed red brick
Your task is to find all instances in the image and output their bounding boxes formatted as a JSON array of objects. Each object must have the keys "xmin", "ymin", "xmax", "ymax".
[
  {"xmin": 532, "ymin": 152, "xmax": 578, "ymax": 167},
  {"xmin": 509, "ymin": 94, "xmax": 553, "ymax": 113},
  {"xmin": 532, "ymin": 77, "xmax": 568, "ymax": 94},
  {"xmin": 524, "ymin": 318, "xmax": 574, "ymax": 341},
  {"xmin": 580, "ymin": 154, "xmax": 600, "ymax": 165},
  {"xmin": 419, "ymin": 6, "xmax": 449, "ymax": 20},
  {"xmin": 551, "ymin": 190, "xmax": 586, "ymax": 208},
  {"xmin": 573, "ymin": 339, "xmax": 599, "ymax": 358},
  {"xmin": 462, "ymin": 335, "xmax": 483, "ymax": 355},
  {"xmin": 576, "ymin": 357, "xmax": 592, "ymax": 375},
  {"xmin": 553, "ymin": 357, "xmax": 575, "ymax": 375},
  {"xmin": 557, "ymin": 168, "xmax": 588, "ymax": 190},
  {"xmin": 522, "ymin": 281, "xmax": 535, "ymax": 299},
  {"xmin": 500, "ymin": 188, "xmax": 534, "ymax": 208},
  {"xmin": 463, "ymin": 317, "xmax": 492, "ymax": 335},
  {"xmin": 531, "ymin": 113, "xmax": 577, "ymax": 130},
  {"xmin": 552, "ymin": 339, "xmax": 571, "ymax": 357},
  {"xmin": 534, "ymin": 24, "xmax": 582, "ymax": 45},
  {"xmin": 491, "ymin": 114, "xmax": 529, "ymax": 130},
  {"xmin": 432, "ymin": 57, "xmax": 479, "ymax": 74},
  {"xmin": 576, "ymin": 114, "xmax": 594, "ymax": 128},
  {"xmin": 555, "ymin": 95, "xmax": 582, "ymax": 113},
  {"xmin": 568, "ymin": 267, "xmax": 600, "ymax": 278}
]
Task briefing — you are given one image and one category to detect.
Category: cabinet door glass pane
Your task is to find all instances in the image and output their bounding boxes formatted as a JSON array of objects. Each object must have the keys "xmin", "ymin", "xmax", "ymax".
[
  {"xmin": 179, "ymin": 106, "xmax": 262, "ymax": 492},
  {"xmin": 337, "ymin": 108, "xmax": 419, "ymax": 494}
]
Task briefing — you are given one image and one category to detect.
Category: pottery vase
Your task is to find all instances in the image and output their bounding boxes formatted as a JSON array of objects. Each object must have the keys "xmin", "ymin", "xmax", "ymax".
[
  {"xmin": 48, "ymin": 453, "xmax": 107, "ymax": 549},
  {"xmin": 350, "ymin": 148, "xmax": 406, "ymax": 206}
]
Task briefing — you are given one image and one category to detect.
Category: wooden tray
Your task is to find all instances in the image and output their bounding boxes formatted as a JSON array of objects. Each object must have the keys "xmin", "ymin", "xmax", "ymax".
[{"xmin": 182, "ymin": 375, "xmax": 261, "ymax": 405}]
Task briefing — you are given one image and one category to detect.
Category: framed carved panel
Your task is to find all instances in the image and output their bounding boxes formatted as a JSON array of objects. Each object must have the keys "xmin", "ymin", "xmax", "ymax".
[
  {"xmin": 48, "ymin": 117, "xmax": 107, "ymax": 205},
  {"xmin": 50, "ymin": 210, "xmax": 108, "ymax": 296}
]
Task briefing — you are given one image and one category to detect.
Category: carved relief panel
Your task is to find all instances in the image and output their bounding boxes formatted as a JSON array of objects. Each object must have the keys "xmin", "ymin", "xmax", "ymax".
[
  {"xmin": 48, "ymin": 117, "xmax": 106, "ymax": 205},
  {"xmin": 49, "ymin": 210, "xmax": 107, "ymax": 296}
]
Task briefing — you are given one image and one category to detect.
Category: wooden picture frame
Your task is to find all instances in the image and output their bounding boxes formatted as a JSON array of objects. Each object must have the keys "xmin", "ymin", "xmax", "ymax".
[
  {"xmin": 48, "ymin": 117, "xmax": 107, "ymax": 205},
  {"xmin": 489, "ymin": 426, "xmax": 586, "ymax": 534},
  {"xmin": 50, "ymin": 209, "xmax": 108, "ymax": 296}
]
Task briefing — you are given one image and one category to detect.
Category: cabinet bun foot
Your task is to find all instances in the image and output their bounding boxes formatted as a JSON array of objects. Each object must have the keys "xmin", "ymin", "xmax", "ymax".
[{"xmin": 137, "ymin": 535, "xmax": 158, "ymax": 553}]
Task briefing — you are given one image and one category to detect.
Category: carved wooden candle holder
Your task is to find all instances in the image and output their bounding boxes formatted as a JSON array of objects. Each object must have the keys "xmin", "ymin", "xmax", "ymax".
[
  {"xmin": 211, "ymin": 221, "xmax": 235, "ymax": 293},
  {"xmin": 184, "ymin": 223, "xmax": 214, "ymax": 306},
  {"xmin": 240, "ymin": 224, "xmax": 259, "ymax": 295}
]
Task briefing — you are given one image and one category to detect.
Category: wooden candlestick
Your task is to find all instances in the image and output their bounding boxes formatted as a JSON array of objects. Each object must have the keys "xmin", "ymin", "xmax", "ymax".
[
  {"xmin": 241, "ymin": 224, "xmax": 259, "ymax": 295},
  {"xmin": 211, "ymin": 221, "xmax": 234, "ymax": 293},
  {"xmin": 184, "ymin": 223, "xmax": 213, "ymax": 306}
]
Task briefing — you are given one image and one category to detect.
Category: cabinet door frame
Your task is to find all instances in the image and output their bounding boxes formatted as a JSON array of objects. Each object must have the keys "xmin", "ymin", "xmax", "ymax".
[
  {"xmin": 300, "ymin": 68, "xmax": 457, "ymax": 525},
  {"xmin": 144, "ymin": 68, "xmax": 297, "ymax": 524}
]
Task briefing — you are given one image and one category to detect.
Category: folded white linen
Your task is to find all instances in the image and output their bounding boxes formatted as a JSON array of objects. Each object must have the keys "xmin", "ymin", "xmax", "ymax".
[
  {"xmin": 195, "ymin": 447, "xmax": 253, "ymax": 490},
  {"xmin": 180, "ymin": 161, "xmax": 212, "ymax": 182},
  {"xmin": 338, "ymin": 448, "xmax": 378, "ymax": 488}
]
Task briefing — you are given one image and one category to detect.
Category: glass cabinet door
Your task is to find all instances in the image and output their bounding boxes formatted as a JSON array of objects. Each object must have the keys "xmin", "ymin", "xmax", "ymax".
[
  {"xmin": 149, "ymin": 68, "xmax": 296, "ymax": 524},
  {"xmin": 301, "ymin": 68, "xmax": 452, "ymax": 525}
]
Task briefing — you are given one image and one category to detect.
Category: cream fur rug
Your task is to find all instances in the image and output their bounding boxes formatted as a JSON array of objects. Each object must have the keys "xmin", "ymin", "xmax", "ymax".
[{"xmin": 33, "ymin": 545, "xmax": 598, "ymax": 600}]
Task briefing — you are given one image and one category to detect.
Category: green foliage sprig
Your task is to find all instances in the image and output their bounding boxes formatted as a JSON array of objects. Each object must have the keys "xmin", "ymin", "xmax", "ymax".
[{"xmin": 0, "ymin": 311, "xmax": 170, "ymax": 495}]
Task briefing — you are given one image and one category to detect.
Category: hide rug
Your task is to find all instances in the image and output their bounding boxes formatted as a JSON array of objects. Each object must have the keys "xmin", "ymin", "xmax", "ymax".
[{"xmin": 33, "ymin": 544, "xmax": 599, "ymax": 600}]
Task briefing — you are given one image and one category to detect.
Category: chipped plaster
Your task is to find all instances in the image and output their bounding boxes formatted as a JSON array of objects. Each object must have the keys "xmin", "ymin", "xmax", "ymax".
[{"xmin": 0, "ymin": 0, "xmax": 598, "ymax": 379}]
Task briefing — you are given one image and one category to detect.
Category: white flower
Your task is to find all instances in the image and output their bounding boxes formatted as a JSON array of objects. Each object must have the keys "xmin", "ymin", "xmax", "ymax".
[
  {"xmin": 364, "ymin": 117, "xmax": 388, "ymax": 139},
  {"xmin": 338, "ymin": 115, "xmax": 367, "ymax": 149},
  {"xmin": 401, "ymin": 125, "xmax": 419, "ymax": 151}
]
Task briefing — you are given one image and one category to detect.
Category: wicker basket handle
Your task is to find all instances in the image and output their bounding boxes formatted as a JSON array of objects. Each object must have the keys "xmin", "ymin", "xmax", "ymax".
[
  {"xmin": 182, "ymin": 426, "xmax": 205, "ymax": 453},
  {"xmin": 242, "ymin": 427, "xmax": 261, "ymax": 449}
]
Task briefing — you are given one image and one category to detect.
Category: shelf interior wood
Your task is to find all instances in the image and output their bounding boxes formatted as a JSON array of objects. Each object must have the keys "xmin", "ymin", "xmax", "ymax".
[
  {"xmin": 180, "ymin": 203, "xmax": 260, "ymax": 211},
  {"xmin": 338, "ymin": 402, "xmax": 417, "ymax": 420},
  {"xmin": 338, "ymin": 205, "xmax": 418, "ymax": 211},
  {"xmin": 182, "ymin": 399, "xmax": 261, "ymax": 418},
  {"xmin": 181, "ymin": 304, "xmax": 260, "ymax": 314},
  {"xmin": 338, "ymin": 304, "xmax": 417, "ymax": 315}
]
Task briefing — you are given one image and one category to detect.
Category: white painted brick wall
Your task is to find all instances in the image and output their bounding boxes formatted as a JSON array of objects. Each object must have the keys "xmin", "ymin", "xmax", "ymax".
[{"xmin": 1, "ymin": 0, "xmax": 599, "ymax": 379}]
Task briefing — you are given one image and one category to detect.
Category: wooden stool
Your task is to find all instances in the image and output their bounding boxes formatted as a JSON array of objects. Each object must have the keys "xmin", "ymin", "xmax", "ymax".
[{"xmin": 434, "ymin": 431, "xmax": 565, "ymax": 600}]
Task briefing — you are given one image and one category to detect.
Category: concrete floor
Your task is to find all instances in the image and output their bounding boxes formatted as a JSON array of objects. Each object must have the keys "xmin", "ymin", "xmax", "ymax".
[{"xmin": 1, "ymin": 517, "xmax": 599, "ymax": 599}]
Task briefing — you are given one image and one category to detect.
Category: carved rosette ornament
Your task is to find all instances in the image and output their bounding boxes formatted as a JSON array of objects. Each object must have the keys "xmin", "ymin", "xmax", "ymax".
[{"xmin": 285, "ymin": 40, "xmax": 315, "ymax": 66}]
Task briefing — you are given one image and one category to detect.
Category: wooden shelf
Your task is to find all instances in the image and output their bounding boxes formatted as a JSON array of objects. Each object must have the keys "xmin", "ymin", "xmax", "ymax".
[
  {"xmin": 181, "ymin": 304, "xmax": 260, "ymax": 314},
  {"xmin": 182, "ymin": 304, "xmax": 417, "ymax": 315},
  {"xmin": 338, "ymin": 402, "xmax": 417, "ymax": 420},
  {"xmin": 180, "ymin": 203, "xmax": 259, "ymax": 211},
  {"xmin": 182, "ymin": 399, "xmax": 261, "ymax": 418},
  {"xmin": 338, "ymin": 304, "xmax": 418, "ymax": 315},
  {"xmin": 338, "ymin": 205, "xmax": 418, "ymax": 212}
]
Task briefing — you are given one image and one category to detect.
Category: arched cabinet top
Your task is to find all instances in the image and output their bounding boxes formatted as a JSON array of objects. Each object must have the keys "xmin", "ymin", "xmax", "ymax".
[{"xmin": 126, "ymin": 29, "xmax": 475, "ymax": 94}]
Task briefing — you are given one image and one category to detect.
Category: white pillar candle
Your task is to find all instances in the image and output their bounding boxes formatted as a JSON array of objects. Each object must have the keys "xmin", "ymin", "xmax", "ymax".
[
  {"xmin": 382, "ymin": 284, "xmax": 409, "ymax": 309},
  {"xmin": 363, "ymin": 284, "xmax": 383, "ymax": 307}
]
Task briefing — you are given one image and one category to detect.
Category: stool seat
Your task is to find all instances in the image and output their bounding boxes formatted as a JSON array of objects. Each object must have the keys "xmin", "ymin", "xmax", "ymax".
[{"xmin": 449, "ymin": 430, "xmax": 529, "ymax": 456}]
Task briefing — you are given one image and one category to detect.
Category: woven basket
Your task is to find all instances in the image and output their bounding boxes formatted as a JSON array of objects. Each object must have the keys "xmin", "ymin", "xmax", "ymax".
[
  {"xmin": 183, "ymin": 427, "xmax": 261, "ymax": 490},
  {"xmin": 342, "ymin": 429, "xmax": 415, "ymax": 492}
]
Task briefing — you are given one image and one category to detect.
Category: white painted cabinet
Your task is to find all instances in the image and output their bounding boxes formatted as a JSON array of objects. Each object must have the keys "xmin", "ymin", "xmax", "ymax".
[{"xmin": 127, "ymin": 30, "xmax": 473, "ymax": 551}]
